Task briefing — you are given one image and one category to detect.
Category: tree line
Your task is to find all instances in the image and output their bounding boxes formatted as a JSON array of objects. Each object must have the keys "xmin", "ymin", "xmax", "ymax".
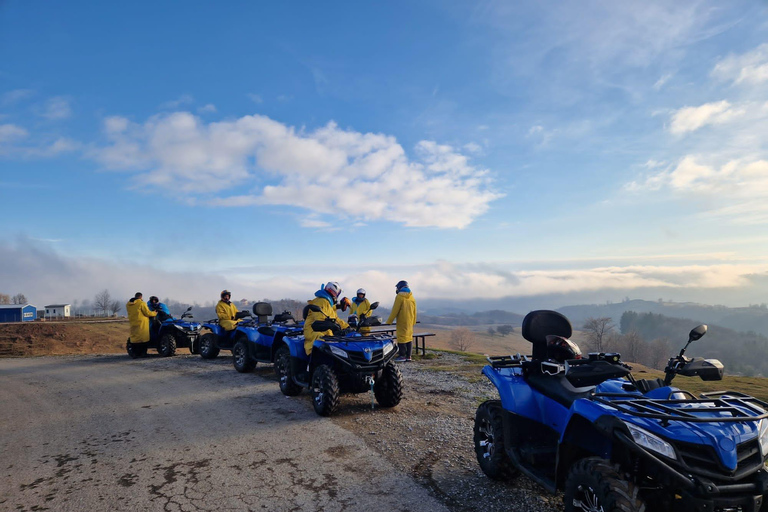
[{"xmin": 581, "ymin": 311, "xmax": 768, "ymax": 377}]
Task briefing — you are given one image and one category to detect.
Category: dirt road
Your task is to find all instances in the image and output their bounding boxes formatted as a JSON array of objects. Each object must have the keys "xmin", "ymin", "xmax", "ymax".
[{"xmin": 0, "ymin": 354, "xmax": 450, "ymax": 512}]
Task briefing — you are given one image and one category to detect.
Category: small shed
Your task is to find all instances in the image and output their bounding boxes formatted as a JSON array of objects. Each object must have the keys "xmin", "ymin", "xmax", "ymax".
[
  {"xmin": 0, "ymin": 304, "xmax": 37, "ymax": 323},
  {"xmin": 45, "ymin": 304, "xmax": 71, "ymax": 318}
]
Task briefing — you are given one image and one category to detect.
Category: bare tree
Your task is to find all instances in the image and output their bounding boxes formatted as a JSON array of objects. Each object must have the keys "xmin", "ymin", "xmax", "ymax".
[
  {"xmin": 450, "ymin": 327, "xmax": 476, "ymax": 352},
  {"xmin": 11, "ymin": 293, "xmax": 27, "ymax": 305},
  {"xmin": 94, "ymin": 289, "xmax": 112, "ymax": 317},
  {"xmin": 618, "ymin": 330, "xmax": 645, "ymax": 364},
  {"xmin": 108, "ymin": 300, "xmax": 122, "ymax": 316},
  {"xmin": 582, "ymin": 317, "xmax": 614, "ymax": 352},
  {"xmin": 487, "ymin": 327, "xmax": 496, "ymax": 337},
  {"xmin": 0, "ymin": 293, "xmax": 10, "ymax": 304},
  {"xmin": 648, "ymin": 337, "xmax": 672, "ymax": 369}
]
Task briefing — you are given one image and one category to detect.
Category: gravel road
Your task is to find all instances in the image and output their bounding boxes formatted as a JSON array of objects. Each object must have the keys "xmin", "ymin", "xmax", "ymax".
[{"xmin": 0, "ymin": 354, "xmax": 451, "ymax": 512}]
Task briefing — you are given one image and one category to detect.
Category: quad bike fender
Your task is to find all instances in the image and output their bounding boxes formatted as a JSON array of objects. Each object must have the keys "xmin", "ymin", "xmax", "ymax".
[
  {"xmin": 482, "ymin": 366, "xmax": 541, "ymax": 419},
  {"xmin": 555, "ymin": 414, "xmax": 617, "ymax": 489},
  {"xmin": 203, "ymin": 323, "xmax": 225, "ymax": 337},
  {"xmin": 283, "ymin": 337, "xmax": 310, "ymax": 360}
]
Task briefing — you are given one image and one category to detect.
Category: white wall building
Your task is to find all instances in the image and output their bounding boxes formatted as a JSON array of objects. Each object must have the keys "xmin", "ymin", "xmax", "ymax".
[{"xmin": 45, "ymin": 304, "xmax": 71, "ymax": 318}]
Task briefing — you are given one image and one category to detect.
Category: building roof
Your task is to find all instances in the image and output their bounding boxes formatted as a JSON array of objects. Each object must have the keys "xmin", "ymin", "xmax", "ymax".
[
  {"xmin": 0, "ymin": 304, "xmax": 36, "ymax": 309},
  {"xmin": 44, "ymin": 304, "xmax": 70, "ymax": 308}
]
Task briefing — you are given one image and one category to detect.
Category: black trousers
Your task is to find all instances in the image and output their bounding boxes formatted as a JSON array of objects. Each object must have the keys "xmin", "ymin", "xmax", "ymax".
[{"xmin": 398, "ymin": 341, "xmax": 412, "ymax": 359}]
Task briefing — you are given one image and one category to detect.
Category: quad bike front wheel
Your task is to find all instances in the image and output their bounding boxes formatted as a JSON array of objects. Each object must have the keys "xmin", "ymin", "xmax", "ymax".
[
  {"xmin": 126, "ymin": 339, "xmax": 147, "ymax": 359},
  {"xmin": 157, "ymin": 333, "xmax": 177, "ymax": 357},
  {"xmin": 564, "ymin": 457, "xmax": 646, "ymax": 512},
  {"xmin": 474, "ymin": 400, "xmax": 519, "ymax": 481},
  {"xmin": 275, "ymin": 346, "xmax": 302, "ymax": 396},
  {"xmin": 374, "ymin": 362, "xmax": 403, "ymax": 407},
  {"xmin": 199, "ymin": 333, "xmax": 220, "ymax": 360},
  {"xmin": 311, "ymin": 364, "xmax": 340, "ymax": 416},
  {"xmin": 233, "ymin": 339, "xmax": 256, "ymax": 373}
]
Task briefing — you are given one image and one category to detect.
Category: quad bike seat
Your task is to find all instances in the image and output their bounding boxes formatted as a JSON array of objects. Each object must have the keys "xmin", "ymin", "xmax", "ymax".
[{"xmin": 526, "ymin": 367, "xmax": 594, "ymax": 408}]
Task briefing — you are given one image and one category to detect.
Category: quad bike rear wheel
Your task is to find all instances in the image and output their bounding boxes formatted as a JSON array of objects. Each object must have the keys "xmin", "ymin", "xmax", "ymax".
[
  {"xmin": 311, "ymin": 364, "xmax": 340, "ymax": 416},
  {"xmin": 199, "ymin": 333, "xmax": 220, "ymax": 359},
  {"xmin": 374, "ymin": 362, "xmax": 403, "ymax": 407},
  {"xmin": 275, "ymin": 346, "xmax": 302, "ymax": 396},
  {"xmin": 126, "ymin": 339, "xmax": 147, "ymax": 359},
  {"xmin": 157, "ymin": 333, "xmax": 177, "ymax": 357},
  {"xmin": 233, "ymin": 339, "xmax": 256, "ymax": 373},
  {"xmin": 474, "ymin": 400, "xmax": 519, "ymax": 480},
  {"xmin": 564, "ymin": 457, "xmax": 646, "ymax": 512}
]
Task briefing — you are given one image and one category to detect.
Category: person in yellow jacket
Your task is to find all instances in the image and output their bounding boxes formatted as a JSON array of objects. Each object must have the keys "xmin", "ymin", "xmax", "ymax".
[
  {"xmin": 386, "ymin": 280, "xmax": 417, "ymax": 362},
  {"xmin": 349, "ymin": 288, "xmax": 372, "ymax": 334},
  {"xmin": 303, "ymin": 282, "xmax": 350, "ymax": 355},
  {"xmin": 216, "ymin": 290, "xmax": 242, "ymax": 331},
  {"xmin": 126, "ymin": 292, "xmax": 157, "ymax": 344}
]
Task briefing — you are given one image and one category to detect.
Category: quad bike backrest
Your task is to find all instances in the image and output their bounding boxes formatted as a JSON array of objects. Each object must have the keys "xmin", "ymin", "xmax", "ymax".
[
  {"xmin": 522, "ymin": 310, "xmax": 573, "ymax": 361},
  {"xmin": 252, "ymin": 302, "xmax": 272, "ymax": 323}
]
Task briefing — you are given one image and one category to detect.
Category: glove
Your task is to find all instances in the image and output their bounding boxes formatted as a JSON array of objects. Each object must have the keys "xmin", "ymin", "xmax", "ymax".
[
  {"xmin": 235, "ymin": 311, "xmax": 249, "ymax": 320},
  {"xmin": 342, "ymin": 327, "xmax": 355, "ymax": 335},
  {"xmin": 339, "ymin": 297, "xmax": 351, "ymax": 312}
]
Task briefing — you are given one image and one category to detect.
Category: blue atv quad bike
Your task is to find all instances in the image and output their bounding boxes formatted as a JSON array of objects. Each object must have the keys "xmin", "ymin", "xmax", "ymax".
[
  {"xmin": 231, "ymin": 303, "xmax": 304, "ymax": 374},
  {"xmin": 275, "ymin": 302, "xmax": 402, "ymax": 416},
  {"xmin": 126, "ymin": 307, "xmax": 202, "ymax": 358},
  {"xmin": 197, "ymin": 302, "xmax": 301, "ymax": 368},
  {"xmin": 474, "ymin": 310, "xmax": 768, "ymax": 512}
]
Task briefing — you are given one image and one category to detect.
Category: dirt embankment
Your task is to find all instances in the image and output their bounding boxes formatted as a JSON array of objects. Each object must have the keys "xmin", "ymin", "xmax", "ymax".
[{"xmin": 0, "ymin": 321, "xmax": 129, "ymax": 357}]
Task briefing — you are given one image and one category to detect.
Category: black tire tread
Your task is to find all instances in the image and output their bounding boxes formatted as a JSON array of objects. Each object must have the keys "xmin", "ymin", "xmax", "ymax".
[
  {"xmin": 473, "ymin": 400, "xmax": 518, "ymax": 480},
  {"xmin": 374, "ymin": 362, "xmax": 403, "ymax": 407},
  {"xmin": 199, "ymin": 333, "xmax": 220, "ymax": 360},
  {"xmin": 233, "ymin": 339, "xmax": 257, "ymax": 373},
  {"xmin": 158, "ymin": 333, "xmax": 177, "ymax": 357},
  {"xmin": 564, "ymin": 457, "xmax": 645, "ymax": 512},
  {"xmin": 312, "ymin": 364, "xmax": 340, "ymax": 416},
  {"xmin": 276, "ymin": 346, "xmax": 302, "ymax": 396}
]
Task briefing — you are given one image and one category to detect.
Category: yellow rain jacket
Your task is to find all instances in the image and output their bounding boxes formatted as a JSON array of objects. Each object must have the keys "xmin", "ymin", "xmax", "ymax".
[
  {"xmin": 216, "ymin": 300, "xmax": 241, "ymax": 331},
  {"xmin": 386, "ymin": 291, "xmax": 417, "ymax": 344},
  {"xmin": 303, "ymin": 297, "xmax": 349, "ymax": 355},
  {"xmin": 350, "ymin": 298, "xmax": 372, "ymax": 334},
  {"xmin": 126, "ymin": 298, "xmax": 157, "ymax": 343}
]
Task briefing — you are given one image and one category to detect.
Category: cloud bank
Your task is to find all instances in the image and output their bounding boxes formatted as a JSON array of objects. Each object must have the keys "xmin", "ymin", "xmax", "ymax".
[{"xmin": 90, "ymin": 112, "xmax": 502, "ymax": 229}]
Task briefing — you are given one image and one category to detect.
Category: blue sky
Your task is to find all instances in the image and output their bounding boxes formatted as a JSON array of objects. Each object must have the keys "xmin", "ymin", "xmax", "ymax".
[{"xmin": 2, "ymin": 1, "xmax": 768, "ymax": 308}]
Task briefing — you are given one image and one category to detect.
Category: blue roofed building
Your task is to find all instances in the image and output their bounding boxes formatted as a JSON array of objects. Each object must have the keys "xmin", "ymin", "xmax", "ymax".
[{"xmin": 0, "ymin": 304, "xmax": 37, "ymax": 323}]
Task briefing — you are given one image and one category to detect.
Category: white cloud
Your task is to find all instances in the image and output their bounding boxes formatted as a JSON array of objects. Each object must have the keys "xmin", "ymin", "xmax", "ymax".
[
  {"xmin": 1, "ymin": 89, "xmax": 34, "ymax": 106},
  {"xmin": 712, "ymin": 43, "xmax": 768, "ymax": 85},
  {"xmin": 91, "ymin": 112, "xmax": 502, "ymax": 228},
  {"xmin": 198, "ymin": 104, "xmax": 217, "ymax": 113},
  {"xmin": 653, "ymin": 73, "xmax": 673, "ymax": 90},
  {"xmin": 463, "ymin": 142, "xmax": 482, "ymax": 154},
  {"xmin": 39, "ymin": 96, "xmax": 72, "ymax": 120},
  {"xmin": 668, "ymin": 100, "xmax": 744, "ymax": 134},
  {"xmin": 159, "ymin": 94, "xmax": 194, "ymax": 109},
  {"xmin": 0, "ymin": 124, "xmax": 28, "ymax": 143},
  {"xmin": 247, "ymin": 93, "xmax": 263, "ymax": 104}
]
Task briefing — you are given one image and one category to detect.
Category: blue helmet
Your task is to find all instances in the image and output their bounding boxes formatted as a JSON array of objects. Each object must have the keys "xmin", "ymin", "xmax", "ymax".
[{"xmin": 396, "ymin": 280, "xmax": 409, "ymax": 292}]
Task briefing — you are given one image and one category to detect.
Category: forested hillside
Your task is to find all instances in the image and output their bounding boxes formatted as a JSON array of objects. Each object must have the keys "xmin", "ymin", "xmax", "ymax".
[{"xmin": 619, "ymin": 311, "xmax": 768, "ymax": 377}]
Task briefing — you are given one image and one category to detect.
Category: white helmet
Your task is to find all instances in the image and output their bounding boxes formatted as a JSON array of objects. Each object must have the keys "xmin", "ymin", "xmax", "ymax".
[
  {"xmin": 324, "ymin": 282, "xmax": 342, "ymax": 299},
  {"xmin": 356, "ymin": 288, "xmax": 366, "ymax": 296}
]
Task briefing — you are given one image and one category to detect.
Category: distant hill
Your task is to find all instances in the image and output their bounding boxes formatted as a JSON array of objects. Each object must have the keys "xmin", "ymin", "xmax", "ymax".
[
  {"xmin": 558, "ymin": 299, "xmax": 768, "ymax": 337},
  {"xmin": 620, "ymin": 311, "xmax": 768, "ymax": 377}
]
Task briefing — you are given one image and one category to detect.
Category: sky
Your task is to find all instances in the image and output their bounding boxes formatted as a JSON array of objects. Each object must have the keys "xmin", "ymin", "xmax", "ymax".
[{"xmin": 2, "ymin": 0, "xmax": 768, "ymax": 310}]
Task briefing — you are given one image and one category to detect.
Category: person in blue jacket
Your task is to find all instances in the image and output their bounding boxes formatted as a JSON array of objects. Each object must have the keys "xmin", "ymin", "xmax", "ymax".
[{"xmin": 148, "ymin": 296, "xmax": 172, "ymax": 336}]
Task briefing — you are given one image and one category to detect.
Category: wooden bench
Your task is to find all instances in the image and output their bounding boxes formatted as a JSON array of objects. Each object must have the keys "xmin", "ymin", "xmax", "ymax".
[{"xmin": 368, "ymin": 326, "xmax": 435, "ymax": 356}]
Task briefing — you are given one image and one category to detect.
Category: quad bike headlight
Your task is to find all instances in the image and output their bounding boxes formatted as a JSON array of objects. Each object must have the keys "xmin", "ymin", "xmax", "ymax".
[
  {"xmin": 383, "ymin": 342, "xmax": 395, "ymax": 355},
  {"xmin": 329, "ymin": 345, "xmax": 348, "ymax": 359},
  {"xmin": 627, "ymin": 423, "xmax": 677, "ymax": 460},
  {"xmin": 759, "ymin": 420, "xmax": 768, "ymax": 459}
]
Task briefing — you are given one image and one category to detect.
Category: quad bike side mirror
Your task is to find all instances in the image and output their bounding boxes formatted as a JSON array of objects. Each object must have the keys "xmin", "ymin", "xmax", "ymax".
[
  {"xmin": 186, "ymin": 306, "xmax": 193, "ymax": 312},
  {"xmin": 688, "ymin": 324, "xmax": 707, "ymax": 342},
  {"xmin": 370, "ymin": 301, "xmax": 379, "ymax": 310}
]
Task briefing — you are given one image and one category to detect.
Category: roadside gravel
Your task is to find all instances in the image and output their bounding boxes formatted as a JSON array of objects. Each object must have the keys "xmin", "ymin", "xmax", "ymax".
[{"xmin": 328, "ymin": 352, "xmax": 564, "ymax": 512}]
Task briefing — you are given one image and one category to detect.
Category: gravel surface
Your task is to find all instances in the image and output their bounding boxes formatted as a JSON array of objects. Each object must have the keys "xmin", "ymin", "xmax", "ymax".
[{"xmin": 328, "ymin": 352, "xmax": 564, "ymax": 512}]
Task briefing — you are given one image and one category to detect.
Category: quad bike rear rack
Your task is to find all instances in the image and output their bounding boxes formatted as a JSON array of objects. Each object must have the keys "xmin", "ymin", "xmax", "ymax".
[{"xmin": 592, "ymin": 390, "xmax": 768, "ymax": 424}]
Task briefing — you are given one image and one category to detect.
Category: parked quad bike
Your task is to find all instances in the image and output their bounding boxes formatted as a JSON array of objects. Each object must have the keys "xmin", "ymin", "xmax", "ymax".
[
  {"xmin": 275, "ymin": 301, "xmax": 403, "ymax": 416},
  {"xmin": 126, "ymin": 306, "xmax": 201, "ymax": 358},
  {"xmin": 474, "ymin": 310, "xmax": 768, "ymax": 512}
]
